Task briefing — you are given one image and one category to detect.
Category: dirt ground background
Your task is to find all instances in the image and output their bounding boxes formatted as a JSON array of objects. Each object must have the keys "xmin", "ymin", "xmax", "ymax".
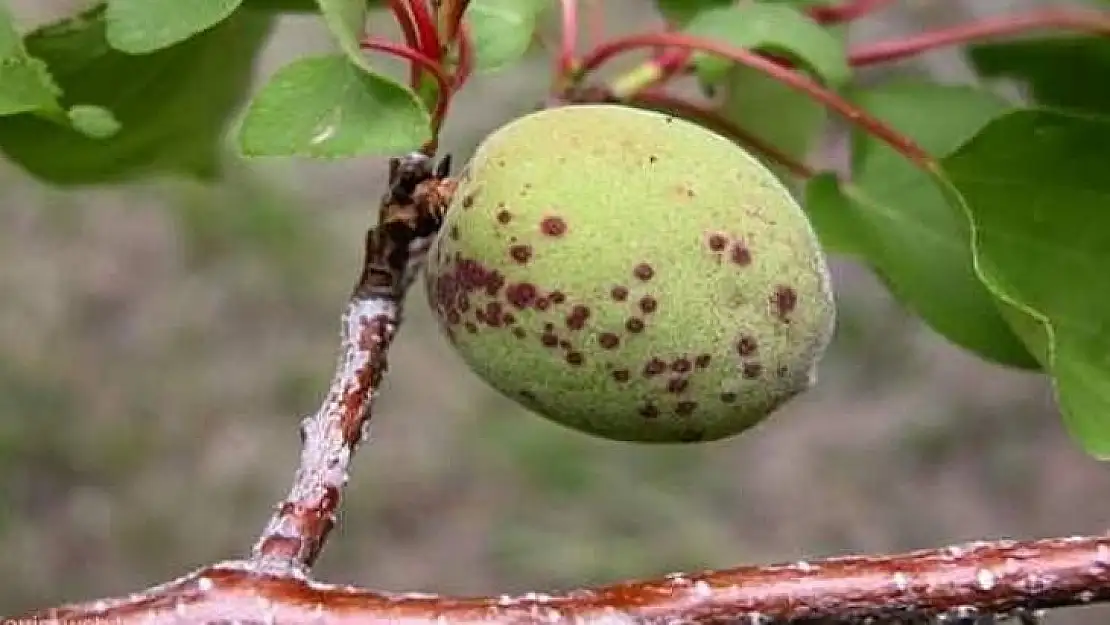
[{"xmin": 3, "ymin": 0, "xmax": 1109, "ymax": 622}]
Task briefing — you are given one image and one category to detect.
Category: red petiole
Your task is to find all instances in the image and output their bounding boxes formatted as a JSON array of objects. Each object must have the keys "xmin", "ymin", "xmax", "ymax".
[
  {"xmin": 558, "ymin": 0, "xmax": 579, "ymax": 75},
  {"xmin": 575, "ymin": 31, "xmax": 933, "ymax": 168},
  {"xmin": 386, "ymin": 0, "xmax": 422, "ymax": 87},
  {"xmin": 849, "ymin": 6, "xmax": 1110, "ymax": 66}
]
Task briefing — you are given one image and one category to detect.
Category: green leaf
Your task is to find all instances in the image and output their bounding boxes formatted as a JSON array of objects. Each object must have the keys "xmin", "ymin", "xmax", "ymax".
[
  {"xmin": 465, "ymin": 0, "xmax": 547, "ymax": 72},
  {"xmin": 250, "ymin": 0, "xmax": 431, "ymax": 156},
  {"xmin": 313, "ymin": 0, "xmax": 370, "ymax": 60},
  {"xmin": 655, "ymin": 0, "xmax": 732, "ymax": 25},
  {"xmin": 943, "ymin": 109, "xmax": 1110, "ymax": 458},
  {"xmin": 968, "ymin": 36, "xmax": 1110, "ymax": 117},
  {"xmin": 683, "ymin": 3, "xmax": 850, "ymax": 86},
  {"xmin": 0, "ymin": 6, "xmax": 274, "ymax": 185},
  {"xmin": 238, "ymin": 54, "xmax": 430, "ymax": 157},
  {"xmin": 803, "ymin": 82, "xmax": 1037, "ymax": 369},
  {"xmin": 66, "ymin": 104, "xmax": 121, "ymax": 139},
  {"xmin": 0, "ymin": 0, "xmax": 62, "ymax": 116},
  {"xmin": 105, "ymin": 0, "xmax": 244, "ymax": 53}
]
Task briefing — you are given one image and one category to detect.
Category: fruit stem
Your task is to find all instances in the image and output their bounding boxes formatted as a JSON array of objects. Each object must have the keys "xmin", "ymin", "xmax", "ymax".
[
  {"xmin": 576, "ymin": 32, "xmax": 934, "ymax": 169},
  {"xmin": 849, "ymin": 6, "xmax": 1110, "ymax": 66},
  {"xmin": 810, "ymin": 0, "xmax": 894, "ymax": 25}
]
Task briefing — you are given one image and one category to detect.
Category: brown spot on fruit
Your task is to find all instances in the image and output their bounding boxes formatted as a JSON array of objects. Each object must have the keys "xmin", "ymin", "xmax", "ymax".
[
  {"xmin": 720, "ymin": 392, "xmax": 737, "ymax": 404},
  {"xmin": 666, "ymin": 377, "xmax": 689, "ymax": 394},
  {"xmin": 449, "ymin": 225, "xmax": 459, "ymax": 240},
  {"xmin": 502, "ymin": 312, "xmax": 516, "ymax": 325},
  {"xmin": 610, "ymin": 285, "xmax": 629, "ymax": 301},
  {"xmin": 496, "ymin": 209, "xmax": 512, "ymax": 224},
  {"xmin": 633, "ymin": 262, "xmax": 654, "ymax": 281},
  {"xmin": 484, "ymin": 271, "xmax": 505, "ymax": 297},
  {"xmin": 773, "ymin": 285, "xmax": 798, "ymax": 322},
  {"xmin": 446, "ymin": 310, "xmax": 461, "ymax": 325},
  {"xmin": 535, "ymin": 297, "xmax": 551, "ymax": 311},
  {"xmin": 612, "ymin": 369, "xmax": 630, "ymax": 383},
  {"xmin": 731, "ymin": 242, "xmax": 752, "ymax": 266},
  {"xmin": 737, "ymin": 335, "xmax": 758, "ymax": 357},
  {"xmin": 485, "ymin": 302, "xmax": 504, "ymax": 327},
  {"xmin": 676, "ymin": 401, "xmax": 698, "ymax": 416},
  {"xmin": 550, "ymin": 291, "xmax": 566, "ymax": 305},
  {"xmin": 559, "ymin": 339, "xmax": 572, "ymax": 350},
  {"xmin": 626, "ymin": 318, "xmax": 645, "ymax": 333},
  {"xmin": 462, "ymin": 193, "xmax": 476, "ymax": 209},
  {"xmin": 639, "ymin": 403, "xmax": 660, "ymax": 419},
  {"xmin": 512, "ymin": 327, "xmax": 527, "ymax": 339},
  {"xmin": 707, "ymin": 233, "xmax": 728, "ymax": 252},
  {"xmin": 566, "ymin": 304, "xmax": 590, "ymax": 330},
  {"xmin": 541, "ymin": 216, "xmax": 567, "ymax": 237},
  {"xmin": 695, "ymin": 354, "xmax": 711, "ymax": 369},
  {"xmin": 672, "ymin": 357, "xmax": 691, "ymax": 373},
  {"xmin": 649, "ymin": 155, "xmax": 658, "ymax": 164},
  {"xmin": 643, "ymin": 358, "xmax": 666, "ymax": 377},
  {"xmin": 566, "ymin": 351, "xmax": 584, "ymax": 366},
  {"xmin": 464, "ymin": 322, "xmax": 478, "ymax": 334},
  {"xmin": 743, "ymin": 362, "xmax": 763, "ymax": 379},
  {"xmin": 505, "ymin": 282, "xmax": 537, "ymax": 309},
  {"xmin": 599, "ymin": 333, "xmax": 620, "ymax": 349},
  {"xmin": 509, "ymin": 245, "xmax": 532, "ymax": 264},
  {"xmin": 639, "ymin": 296, "xmax": 658, "ymax": 314},
  {"xmin": 540, "ymin": 333, "xmax": 558, "ymax": 348}
]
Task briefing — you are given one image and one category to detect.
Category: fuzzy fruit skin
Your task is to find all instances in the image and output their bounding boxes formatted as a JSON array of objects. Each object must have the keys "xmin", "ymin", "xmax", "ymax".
[{"xmin": 424, "ymin": 104, "xmax": 835, "ymax": 443}]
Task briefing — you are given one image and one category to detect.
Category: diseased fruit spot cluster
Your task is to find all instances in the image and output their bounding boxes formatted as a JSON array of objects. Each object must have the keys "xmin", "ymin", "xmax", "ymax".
[
  {"xmin": 705, "ymin": 231, "xmax": 752, "ymax": 266},
  {"xmin": 423, "ymin": 104, "xmax": 835, "ymax": 444},
  {"xmin": 427, "ymin": 206, "xmax": 806, "ymax": 437}
]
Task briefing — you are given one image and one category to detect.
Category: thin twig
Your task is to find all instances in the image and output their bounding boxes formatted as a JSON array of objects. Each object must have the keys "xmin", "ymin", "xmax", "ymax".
[
  {"xmin": 849, "ymin": 6, "xmax": 1110, "ymax": 67},
  {"xmin": 249, "ymin": 153, "xmax": 455, "ymax": 574},
  {"xmin": 576, "ymin": 32, "xmax": 933, "ymax": 168},
  {"xmin": 22, "ymin": 534, "xmax": 1110, "ymax": 623}
]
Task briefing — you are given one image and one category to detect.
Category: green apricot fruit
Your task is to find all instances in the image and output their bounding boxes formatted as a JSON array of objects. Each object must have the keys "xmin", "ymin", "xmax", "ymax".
[{"xmin": 423, "ymin": 104, "xmax": 835, "ymax": 443}]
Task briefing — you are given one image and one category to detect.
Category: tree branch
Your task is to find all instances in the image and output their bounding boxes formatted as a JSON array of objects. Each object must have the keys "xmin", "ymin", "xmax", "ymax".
[
  {"xmin": 248, "ymin": 152, "xmax": 455, "ymax": 575},
  {"xmin": 20, "ymin": 534, "xmax": 1110, "ymax": 623}
]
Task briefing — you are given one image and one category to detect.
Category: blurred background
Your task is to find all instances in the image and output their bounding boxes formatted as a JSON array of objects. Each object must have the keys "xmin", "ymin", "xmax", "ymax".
[{"xmin": 3, "ymin": 0, "xmax": 1109, "ymax": 622}]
